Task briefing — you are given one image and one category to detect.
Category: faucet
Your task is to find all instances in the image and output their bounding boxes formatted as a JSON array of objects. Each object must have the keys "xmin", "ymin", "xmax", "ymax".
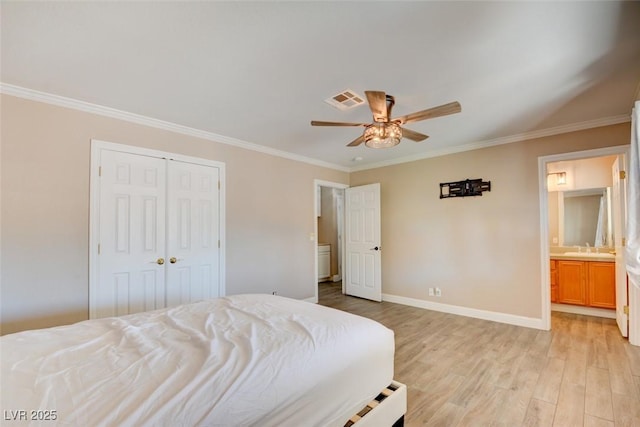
[{"xmin": 585, "ymin": 242, "xmax": 591, "ymax": 254}]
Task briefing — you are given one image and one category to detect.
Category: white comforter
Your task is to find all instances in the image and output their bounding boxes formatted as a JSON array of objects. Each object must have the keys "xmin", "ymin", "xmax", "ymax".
[{"xmin": 1, "ymin": 294, "xmax": 394, "ymax": 426}]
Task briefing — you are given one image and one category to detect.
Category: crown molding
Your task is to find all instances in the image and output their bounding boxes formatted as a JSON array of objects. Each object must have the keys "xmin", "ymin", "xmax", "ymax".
[
  {"xmin": 2, "ymin": 82, "xmax": 630, "ymax": 175},
  {"xmin": 349, "ymin": 114, "xmax": 631, "ymax": 172},
  {"xmin": 0, "ymin": 83, "xmax": 350, "ymax": 173}
]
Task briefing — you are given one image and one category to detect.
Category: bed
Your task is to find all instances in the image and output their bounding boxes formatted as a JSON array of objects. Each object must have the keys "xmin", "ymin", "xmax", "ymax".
[{"xmin": 1, "ymin": 294, "xmax": 406, "ymax": 426}]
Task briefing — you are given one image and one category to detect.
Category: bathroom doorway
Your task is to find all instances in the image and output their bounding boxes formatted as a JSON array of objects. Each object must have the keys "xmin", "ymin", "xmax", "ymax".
[
  {"xmin": 539, "ymin": 145, "xmax": 630, "ymax": 335},
  {"xmin": 313, "ymin": 180, "xmax": 348, "ymax": 303}
]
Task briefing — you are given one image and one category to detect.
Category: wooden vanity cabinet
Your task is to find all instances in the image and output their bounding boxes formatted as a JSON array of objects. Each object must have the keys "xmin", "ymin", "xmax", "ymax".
[
  {"xmin": 550, "ymin": 260, "xmax": 558, "ymax": 303},
  {"xmin": 557, "ymin": 260, "xmax": 587, "ymax": 306},
  {"xmin": 588, "ymin": 262, "xmax": 616, "ymax": 309},
  {"xmin": 555, "ymin": 260, "xmax": 615, "ymax": 309}
]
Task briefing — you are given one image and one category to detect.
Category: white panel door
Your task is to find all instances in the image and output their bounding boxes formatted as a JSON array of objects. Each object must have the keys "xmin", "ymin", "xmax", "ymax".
[
  {"xmin": 345, "ymin": 183, "xmax": 382, "ymax": 301},
  {"xmin": 166, "ymin": 160, "xmax": 221, "ymax": 307},
  {"xmin": 612, "ymin": 155, "xmax": 628, "ymax": 337},
  {"xmin": 95, "ymin": 150, "xmax": 167, "ymax": 318}
]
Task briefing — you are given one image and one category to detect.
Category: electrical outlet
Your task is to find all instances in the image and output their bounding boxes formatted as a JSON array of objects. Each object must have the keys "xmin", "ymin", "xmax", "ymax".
[
  {"xmin": 435, "ymin": 288, "xmax": 442, "ymax": 297},
  {"xmin": 428, "ymin": 288, "xmax": 434, "ymax": 296}
]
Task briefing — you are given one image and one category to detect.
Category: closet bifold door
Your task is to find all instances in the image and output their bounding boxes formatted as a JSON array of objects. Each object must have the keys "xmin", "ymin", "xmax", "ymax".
[
  {"xmin": 93, "ymin": 147, "xmax": 222, "ymax": 319},
  {"xmin": 165, "ymin": 160, "xmax": 221, "ymax": 307},
  {"xmin": 96, "ymin": 149, "xmax": 167, "ymax": 318}
]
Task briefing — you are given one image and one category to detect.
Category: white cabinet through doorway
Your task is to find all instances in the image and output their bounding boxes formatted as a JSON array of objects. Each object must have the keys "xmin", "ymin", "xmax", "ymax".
[
  {"xmin": 90, "ymin": 141, "xmax": 225, "ymax": 319},
  {"xmin": 318, "ymin": 244, "xmax": 331, "ymax": 282}
]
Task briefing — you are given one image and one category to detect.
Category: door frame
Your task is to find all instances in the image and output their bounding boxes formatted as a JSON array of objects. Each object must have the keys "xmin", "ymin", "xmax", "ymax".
[
  {"xmin": 89, "ymin": 139, "xmax": 226, "ymax": 318},
  {"xmin": 538, "ymin": 144, "xmax": 629, "ymax": 331},
  {"xmin": 313, "ymin": 179, "xmax": 349, "ymax": 303}
]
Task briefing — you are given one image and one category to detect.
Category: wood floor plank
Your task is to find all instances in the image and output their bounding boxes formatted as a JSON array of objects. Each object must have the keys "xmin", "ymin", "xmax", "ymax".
[
  {"xmin": 548, "ymin": 331, "xmax": 572, "ymax": 360},
  {"xmin": 448, "ymin": 357, "xmax": 504, "ymax": 409},
  {"xmin": 588, "ymin": 337, "xmax": 610, "ymax": 370},
  {"xmin": 422, "ymin": 402, "xmax": 466, "ymax": 427},
  {"xmin": 585, "ymin": 367, "xmax": 614, "ymax": 421},
  {"xmin": 553, "ymin": 381, "xmax": 585, "ymax": 426},
  {"xmin": 528, "ymin": 330, "xmax": 554, "ymax": 356},
  {"xmin": 563, "ymin": 349, "xmax": 587, "ymax": 387},
  {"xmin": 408, "ymin": 373, "xmax": 466, "ymax": 424},
  {"xmin": 523, "ymin": 398, "xmax": 557, "ymax": 427},
  {"xmin": 584, "ymin": 414, "xmax": 616, "ymax": 427},
  {"xmin": 456, "ymin": 386, "xmax": 508, "ymax": 427},
  {"xmin": 624, "ymin": 343, "xmax": 640, "ymax": 377},
  {"xmin": 533, "ymin": 357, "xmax": 566, "ymax": 404},
  {"xmin": 493, "ymin": 368, "xmax": 540, "ymax": 426},
  {"xmin": 611, "ymin": 392, "xmax": 640, "ymax": 426},
  {"xmin": 607, "ymin": 352, "xmax": 638, "ymax": 397}
]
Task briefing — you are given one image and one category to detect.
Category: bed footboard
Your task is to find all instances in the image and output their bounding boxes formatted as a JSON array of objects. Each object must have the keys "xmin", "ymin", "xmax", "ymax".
[{"xmin": 344, "ymin": 381, "xmax": 407, "ymax": 427}]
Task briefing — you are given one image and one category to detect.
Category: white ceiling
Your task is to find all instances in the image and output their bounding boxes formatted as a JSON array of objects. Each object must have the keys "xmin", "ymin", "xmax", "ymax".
[{"xmin": 2, "ymin": 1, "xmax": 639, "ymax": 170}]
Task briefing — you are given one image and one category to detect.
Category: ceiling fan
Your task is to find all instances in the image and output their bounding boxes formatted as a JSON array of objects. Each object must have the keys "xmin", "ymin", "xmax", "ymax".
[{"xmin": 311, "ymin": 91, "xmax": 461, "ymax": 148}]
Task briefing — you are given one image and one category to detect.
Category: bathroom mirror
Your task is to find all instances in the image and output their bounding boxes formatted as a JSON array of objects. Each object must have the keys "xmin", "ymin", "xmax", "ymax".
[{"xmin": 562, "ymin": 188, "xmax": 612, "ymax": 247}]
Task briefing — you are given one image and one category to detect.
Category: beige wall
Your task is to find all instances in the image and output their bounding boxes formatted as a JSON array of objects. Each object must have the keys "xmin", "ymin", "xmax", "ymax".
[
  {"xmin": 548, "ymin": 191, "xmax": 560, "ymax": 246},
  {"xmin": 0, "ymin": 94, "xmax": 348, "ymax": 334},
  {"xmin": 350, "ymin": 123, "xmax": 630, "ymax": 319},
  {"xmin": 547, "ymin": 155, "xmax": 617, "ymax": 192}
]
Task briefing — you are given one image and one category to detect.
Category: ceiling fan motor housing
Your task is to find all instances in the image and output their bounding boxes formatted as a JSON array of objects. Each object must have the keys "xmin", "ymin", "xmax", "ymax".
[{"xmin": 364, "ymin": 122, "xmax": 402, "ymax": 148}]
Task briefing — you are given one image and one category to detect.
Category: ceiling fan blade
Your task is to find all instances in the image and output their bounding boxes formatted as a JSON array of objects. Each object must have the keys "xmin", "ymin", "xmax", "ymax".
[
  {"xmin": 365, "ymin": 91, "xmax": 388, "ymax": 122},
  {"xmin": 310, "ymin": 120, "xmax": 365, "ymax": 127},
  {"xmin": 401, "ymin": 127, "xmax": 429, "ymax": 142},
  {"xmin": 346, "ymin": 134, "xmax": 365, "ymax": 147},
  {"xmin": 396, "ymin": 101, "xmax": 461, "ymax": 124}
]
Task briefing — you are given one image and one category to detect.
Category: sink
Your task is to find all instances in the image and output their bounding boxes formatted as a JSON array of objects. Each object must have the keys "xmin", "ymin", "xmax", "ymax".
[{"xmin": 562, "ymin": 252, "xmax": 615, "ymax": 258}]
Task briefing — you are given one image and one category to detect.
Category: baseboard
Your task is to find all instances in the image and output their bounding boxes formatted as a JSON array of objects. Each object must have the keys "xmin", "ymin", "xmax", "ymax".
[
  {"xmin": 302, "ymin": 296, "xmax": 318, "ymax": 303},
  {"xmin": 382, "ymin": 293, "xmax": 545, "ymax": 330},
  {"xmin": 551, "ymin": 303, "xmax": 616, "ymax": 319}
]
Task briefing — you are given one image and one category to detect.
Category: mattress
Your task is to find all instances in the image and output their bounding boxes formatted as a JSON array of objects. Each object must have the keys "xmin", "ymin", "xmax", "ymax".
[{"xmin": 1, "ymin": 294, "xmax": 395, "ymax": 426}]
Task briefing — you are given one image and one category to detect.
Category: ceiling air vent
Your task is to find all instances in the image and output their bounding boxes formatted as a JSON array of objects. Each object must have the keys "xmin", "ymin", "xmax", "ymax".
[{"xmin": 324, "ymin": 89, "xmax": 365, "ymax": 110}]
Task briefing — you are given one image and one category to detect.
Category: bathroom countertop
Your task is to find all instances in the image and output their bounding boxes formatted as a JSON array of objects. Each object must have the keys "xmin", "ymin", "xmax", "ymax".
[{"xmin": 550, "ymin": 253, "xmax": 615, "ymax": 262}]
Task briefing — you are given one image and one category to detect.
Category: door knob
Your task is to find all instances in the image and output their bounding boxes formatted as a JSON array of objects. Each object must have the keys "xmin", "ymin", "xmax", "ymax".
[
  {"xmin": 156, "ymin": 258, "xmax": 165, "ymax": 265},
  {"xmin": 170, "ymin": 257, "xmax": 177, "ymax": 264},
  {"xmin": 370, "ymin": 246, "xmax": 381, "ymax": 251}
]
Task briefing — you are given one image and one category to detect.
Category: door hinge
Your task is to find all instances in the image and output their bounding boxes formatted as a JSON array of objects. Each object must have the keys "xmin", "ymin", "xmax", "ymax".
[
  {"xmin": 98, "ymin": 243, "xmax": 101, "ymax": 255},
  {"xmin": 623, "ymin": 305, "xmax": 629, "ymax": 315},
  {"xmin": 622, "ymin": 237, "xmax": 626, "ymax": 247},
  {"xmin": 218, "ymin": 240, "xmax": 221, "ymax": 248},
  {"xmin": 218, "ymin": 181, "xmax": 221, "ymax": 190},
  {"xmin": 620, "ymin": 170, "xmax": 626, "ymax": 180},
  {"xmin": 99, "ymin": 166, "xmax": 102, "ymax": 177}
]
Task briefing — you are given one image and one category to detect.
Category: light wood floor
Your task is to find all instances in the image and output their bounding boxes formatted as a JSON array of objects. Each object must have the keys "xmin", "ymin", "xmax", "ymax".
[{"xmin": 318, "ymin": 283, "xmax": 640, "ymax": 427}]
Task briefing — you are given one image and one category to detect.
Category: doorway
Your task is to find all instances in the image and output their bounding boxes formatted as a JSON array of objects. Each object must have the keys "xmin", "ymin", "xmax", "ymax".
[
  {"xmin": 539, "ymin": 145, "xmax": 629, "ymax": 334},
  {"xmin": 313, "ymin": 180, "xmax": 348, "ymax": 303}
]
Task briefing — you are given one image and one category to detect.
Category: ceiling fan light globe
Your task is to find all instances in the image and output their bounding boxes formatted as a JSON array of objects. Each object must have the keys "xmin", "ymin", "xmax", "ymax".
[{"xmin": 363, "ymin": 123, "xmax": 402, "ymax": 148}]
